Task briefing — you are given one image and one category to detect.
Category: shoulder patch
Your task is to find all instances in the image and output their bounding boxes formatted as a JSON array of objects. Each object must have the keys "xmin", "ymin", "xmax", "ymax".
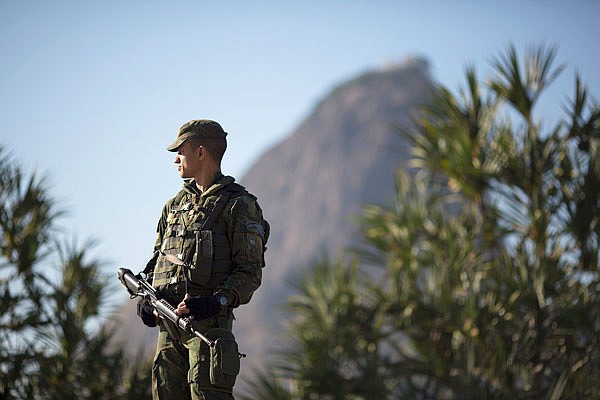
[{"xmin": 246, "ymin": 221, "xmax": 266, "ymax": 238}]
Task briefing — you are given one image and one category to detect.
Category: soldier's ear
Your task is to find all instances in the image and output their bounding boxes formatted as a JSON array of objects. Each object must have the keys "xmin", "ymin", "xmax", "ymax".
[{"xmin": 196, "ymin": 145, "xmax": 206, "ymax": 160}]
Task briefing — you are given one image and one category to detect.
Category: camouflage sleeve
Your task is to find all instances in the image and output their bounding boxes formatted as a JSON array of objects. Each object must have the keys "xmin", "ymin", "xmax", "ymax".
[
  {"xmin": 153, "ymin": 203, "xmax": 169, "ymax": 253},
  {"xmin": 145, "ymin": 199, "xmax": 172, "ymax": 275},
  {"xmin": 220, "ymin": 194, "xmax": 267, "ymax": 307}
]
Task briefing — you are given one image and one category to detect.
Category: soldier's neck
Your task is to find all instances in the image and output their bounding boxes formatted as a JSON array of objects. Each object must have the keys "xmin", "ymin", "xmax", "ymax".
[{"xmin": 194, "ymin": 168, "xmax": 222, "ymax": 193}]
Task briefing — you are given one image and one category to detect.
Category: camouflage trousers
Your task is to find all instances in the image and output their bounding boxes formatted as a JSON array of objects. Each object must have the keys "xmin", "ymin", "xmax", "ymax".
[{"xmin": 152, "ymin": 317, "xmax": 237, "ymax": 400}]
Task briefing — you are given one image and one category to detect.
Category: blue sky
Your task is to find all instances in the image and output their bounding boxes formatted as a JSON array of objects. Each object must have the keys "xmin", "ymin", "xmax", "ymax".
[{"xmin": 1, "ymin": 1, "xmax": 599, "ymax": 278}]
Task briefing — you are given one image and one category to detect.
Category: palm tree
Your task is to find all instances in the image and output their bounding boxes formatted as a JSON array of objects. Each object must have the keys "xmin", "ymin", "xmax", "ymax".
[
  {"xmin": 240, "ymin": 257, "xmax": 388, "ymax": 400},
  {"xmin": 0, "ymin": 146, "xmax": 56, "ymax": 397},
  {"xmin": 0, "ymin": 146, "xmax": 152, "ymax": 399},
  {"xmin": 378, "ymin": 44, "xmax": 600, "ymax": 398}
]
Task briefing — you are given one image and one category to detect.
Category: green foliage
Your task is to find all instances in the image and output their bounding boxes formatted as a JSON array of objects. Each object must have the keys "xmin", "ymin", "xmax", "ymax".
[
  {"xmin": 0, "ymin": 146, "xmax": 152, "ymax": 399},
  {"xmin": 285, "ymin": 258, "xmax": 388, "ymax": 398},
  {"xmin": 240, "ymin": 258, "xmax": 389, "ymax": 400},
  {"xmin": 378, "ymin": 43, "xmax": 600, "ymax": 399},
  {"xmin": 243, "ymin": 44, "xmax": 600, "ymax": 399}
]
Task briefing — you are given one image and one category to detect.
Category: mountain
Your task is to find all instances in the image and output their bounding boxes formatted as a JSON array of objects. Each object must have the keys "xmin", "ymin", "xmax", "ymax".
[
  {"xmin": 235, "ymin": 57, "xmax": 433, "ymax": 379},
  {"xmin": 111, "ymin": 57, "xmax": 434, "ymax": 393}
]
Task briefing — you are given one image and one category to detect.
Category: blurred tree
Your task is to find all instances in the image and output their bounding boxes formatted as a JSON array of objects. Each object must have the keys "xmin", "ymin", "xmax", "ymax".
[
  {"xmin": 0, "ymin": 146, "xmax": 55, "ymax": 399},
  {"xmin": 0, "ymin": 147, "xmax": 152, "ymax": 399},
  {"xmin": 240, "ymin": 258, "xmax": 389, "ymax": 400},
  {"xmin": 380, "ymin": 44, "xmax": 600, "ymax": 398},
  {"xmin": 242, "ymin": 44, "xmax": 600, "ymax": 399}
]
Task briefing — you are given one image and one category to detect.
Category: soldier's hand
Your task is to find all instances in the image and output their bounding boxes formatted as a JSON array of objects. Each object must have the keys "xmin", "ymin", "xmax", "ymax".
[
  {"xmin": 177, "ymin": 294, "xmax": 220, "ymax": 320},
  {"xmin": 137, "ymin": 298, "xmax": 159, "ymax": 327},
  {"xmin": 176, "ymin": 294, "xmax": 191, "ymax": 316}
]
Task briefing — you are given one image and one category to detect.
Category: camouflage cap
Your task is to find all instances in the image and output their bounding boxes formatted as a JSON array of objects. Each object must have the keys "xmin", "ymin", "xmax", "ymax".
[{"xmin": 166, "ymin": 119, "xmax": 228, "ymax": 152}]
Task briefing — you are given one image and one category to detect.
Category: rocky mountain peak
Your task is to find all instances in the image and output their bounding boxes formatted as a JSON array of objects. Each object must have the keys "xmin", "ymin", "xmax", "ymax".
[{"xmin": 236, "ymin": 58, "xmax": 434, "ymax": 369}]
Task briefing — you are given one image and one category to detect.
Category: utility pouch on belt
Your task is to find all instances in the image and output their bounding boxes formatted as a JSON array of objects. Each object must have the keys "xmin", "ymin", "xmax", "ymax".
[
  {"xmin": 189, "ymin": 230, "xmax": 213, "ymax": 285},
  {"xmin": 207, "ymin": 328, "xmax": 240, "ymax": 390}
]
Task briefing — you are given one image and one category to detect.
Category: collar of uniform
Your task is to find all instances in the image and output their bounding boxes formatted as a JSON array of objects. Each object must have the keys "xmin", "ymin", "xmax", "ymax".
[
  {"xmin": 181, "ymin": 173, "xmax": 234, "ymax": 198},
  {"xmin": 182, "ymin": 179, "xmax": 201, "ymax": 196},
  {"xmin": 202, "ymin": 174, "xmax": 235, "ymax": 198}
]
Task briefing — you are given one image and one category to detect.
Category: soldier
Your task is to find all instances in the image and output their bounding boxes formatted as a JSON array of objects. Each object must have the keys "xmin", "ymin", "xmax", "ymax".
[{"xmin": 138, "ymin": 119, "xmax": 269, "ymax": 400}]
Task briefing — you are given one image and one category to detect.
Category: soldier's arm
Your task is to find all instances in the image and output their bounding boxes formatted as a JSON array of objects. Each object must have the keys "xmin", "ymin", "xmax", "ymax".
[
  {"xmin": 219, "ymin": 194, "xmax": 267, "ymax": 307},
  {"xmin": 144, "ymin": 200, "xmax": 171, "ymax": 277}
]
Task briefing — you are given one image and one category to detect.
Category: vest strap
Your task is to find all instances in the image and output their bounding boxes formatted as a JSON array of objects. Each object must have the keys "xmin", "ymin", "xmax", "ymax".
[{"xmin": 200, "ymin": 184, "xmax": 237, "ymax": 230}]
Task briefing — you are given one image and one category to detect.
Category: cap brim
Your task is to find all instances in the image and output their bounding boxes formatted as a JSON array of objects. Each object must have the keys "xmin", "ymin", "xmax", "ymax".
[
  {"xmin": 166, "ymin": 132, "xmax": 194, "ymax": 152},
  {"xmin": 166, "ymin": 138, "xmax": 184, "ymax": 152}
]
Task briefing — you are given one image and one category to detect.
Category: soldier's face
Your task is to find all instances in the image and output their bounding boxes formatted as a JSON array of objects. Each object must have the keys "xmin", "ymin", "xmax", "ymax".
[{"xmin": 174, "ymin": 141, "xmax": 202, "ymax": 179}]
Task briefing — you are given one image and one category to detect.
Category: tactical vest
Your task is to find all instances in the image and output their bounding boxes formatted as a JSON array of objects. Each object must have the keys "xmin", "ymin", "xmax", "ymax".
[{"xmin": 152, "ymin": 183, "xmax": 246, "ymax": 294}]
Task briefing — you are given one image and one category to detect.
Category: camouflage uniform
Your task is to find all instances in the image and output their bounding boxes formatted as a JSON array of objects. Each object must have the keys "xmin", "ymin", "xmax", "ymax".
[{"xmin": 148, "ymin": 173, "xmax": 268, "ymax": 400}]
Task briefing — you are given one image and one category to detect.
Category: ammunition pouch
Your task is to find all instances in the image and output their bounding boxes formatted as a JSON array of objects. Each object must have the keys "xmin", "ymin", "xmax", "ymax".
[
  {"xmin": 193, "ymin": 328, "xmax": 240, "ymax": 393},
  {"xmin": 189, "ymin": 230, "xmax": 213, "ymax": 285},
  {"xmin": 208, "ymin": 328, "xmax": 240, "ymax": 391}
]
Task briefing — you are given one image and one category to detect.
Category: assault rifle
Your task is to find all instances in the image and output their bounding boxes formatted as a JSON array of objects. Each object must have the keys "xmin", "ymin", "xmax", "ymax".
[{"xmin": 117, "ymin": 267, "xmax": 213, "ymax": 346}]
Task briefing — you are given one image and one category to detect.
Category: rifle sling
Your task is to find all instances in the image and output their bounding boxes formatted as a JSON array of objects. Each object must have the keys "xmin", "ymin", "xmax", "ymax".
[{"xmin": 201, "ymin": 185, "xmax": 236, "ymax": 230}]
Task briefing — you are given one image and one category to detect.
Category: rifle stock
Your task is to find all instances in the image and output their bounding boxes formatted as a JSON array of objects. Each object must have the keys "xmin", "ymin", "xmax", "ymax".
[{"xmin": 117, "ymin": 267, "xmax": 213, "ymax": 346}]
